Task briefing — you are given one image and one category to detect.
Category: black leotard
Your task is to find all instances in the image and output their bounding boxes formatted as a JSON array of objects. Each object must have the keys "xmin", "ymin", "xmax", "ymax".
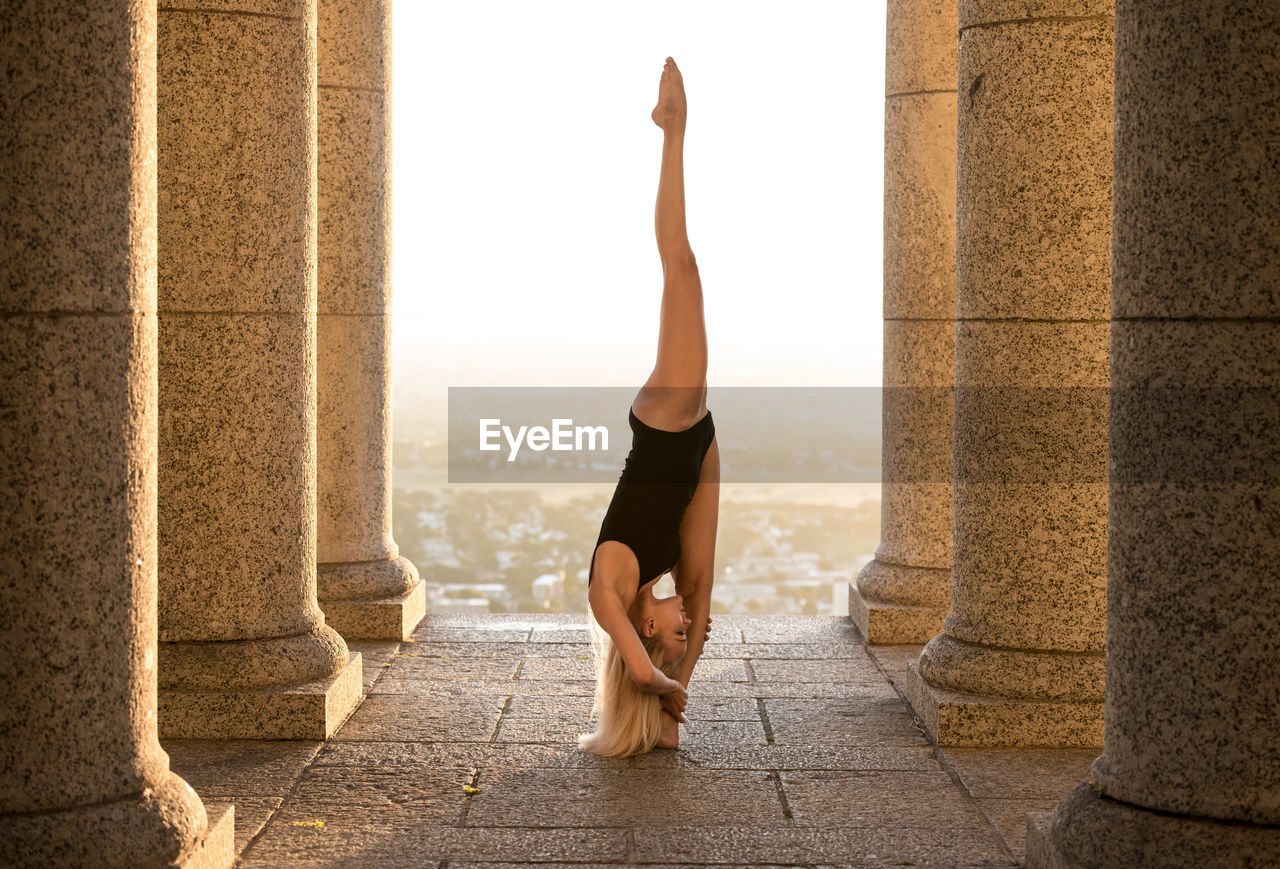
[{"xmin": 589, "ymin": 405, "xmax": 716, "ymax": 590}]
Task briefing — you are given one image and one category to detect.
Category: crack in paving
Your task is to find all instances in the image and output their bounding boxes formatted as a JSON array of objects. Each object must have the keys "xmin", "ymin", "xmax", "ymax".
[
  {"xmin": 486, "ymin": 695, "xmax": 513, "ymax": 744},
  {"xmin": 770, "ymin": 768, "xmax": 796, "ymax": 826},
  {"xmin": 757, "ymin": 697, "xmax": 777, "ymax": 745},
  {"xmin": 933, "ymin": 751, "xmax": 1019, "ymax": 866},
  {"xmin": 457, "ymin": 767, "xmax": 482, "ymax": 830}
]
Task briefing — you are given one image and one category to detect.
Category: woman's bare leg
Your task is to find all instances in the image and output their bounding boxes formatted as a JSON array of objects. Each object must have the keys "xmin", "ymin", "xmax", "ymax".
[{"xmin": 635, "ymin": 57, "xmax": 708, "ymax": 430}]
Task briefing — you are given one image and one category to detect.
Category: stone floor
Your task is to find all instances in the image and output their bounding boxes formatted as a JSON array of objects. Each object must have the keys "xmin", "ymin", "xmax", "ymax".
[{"xmin": 165, "ymin": 614, "xmax": 1095, "ymax": 868}]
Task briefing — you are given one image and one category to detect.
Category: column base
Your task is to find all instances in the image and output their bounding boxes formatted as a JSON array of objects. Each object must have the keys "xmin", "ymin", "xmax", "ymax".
[
  {"xmin": 1027, "ymin": 785, "xmax": 1280, "ymax": 868},
  {"xmin": 160, "ymin": 652, "xmax": 363, "ymax": 740},
  {"xmin": 185, "ymin": 803, "xmax": 235, "ymax": 869},
  {"xmin": 322, "ymin": 578, "xmax": 427, "ymax": 640},
  {"xmin": 904, "ymin": 660, "xmax": 1102, "ymax": 747},
  {"xmin": 848, "ymin": 581, "xmax": 947, "ymax": 644},
  {"xmin": 0, "ymin": 773, "xmax": 234, "ymax": 869}
]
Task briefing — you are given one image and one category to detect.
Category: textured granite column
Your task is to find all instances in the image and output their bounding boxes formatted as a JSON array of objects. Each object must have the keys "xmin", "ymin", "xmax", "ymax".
[
  {"xmin": 157, "ymin": 0, "xmax": 362, "ymax": 739},
  {"xmin": 903, "ymin": 0, "xmax": 1113, "ymax": 746},
  {"xmin": 0, "ymin": 3, "xmax": 232, "ymax": 864},
  {"xmin": 1028, "ymin": 2, "xmax": 1280, "ymax": 864},
  {"xmin": 850, "ymin": 0, "xmax": 957, "ymax": 644},
  {"xmin": 316, "ymin": 0, "xmax": 425, "ymax": 640}
]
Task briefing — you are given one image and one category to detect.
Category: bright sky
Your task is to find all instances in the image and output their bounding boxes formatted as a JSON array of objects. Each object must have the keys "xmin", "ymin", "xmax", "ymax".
[{"xmin": 390, "ymin": 1, "xmax": 887, "ymax": 388}]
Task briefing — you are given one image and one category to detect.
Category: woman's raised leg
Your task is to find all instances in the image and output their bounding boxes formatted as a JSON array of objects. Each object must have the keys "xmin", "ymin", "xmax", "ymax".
[{"xmin": 635, "ymin": 58, "xmax": 708, "ymax": 430}]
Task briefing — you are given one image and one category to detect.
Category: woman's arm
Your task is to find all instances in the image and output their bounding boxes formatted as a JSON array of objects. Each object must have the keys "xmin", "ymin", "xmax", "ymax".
[
  {"xmin": 588, "ymin": 581, "xmax": 687, "ymax": 699},
  {"xmin": 674, "ymin": 585, "xmax": 713, "ymax": 688}
]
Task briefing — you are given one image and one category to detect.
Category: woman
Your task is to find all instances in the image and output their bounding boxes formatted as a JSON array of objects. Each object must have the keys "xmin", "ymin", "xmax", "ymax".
[{"xmin": 578, "ymin": 57, "xmax": 721, "ymax": 758}]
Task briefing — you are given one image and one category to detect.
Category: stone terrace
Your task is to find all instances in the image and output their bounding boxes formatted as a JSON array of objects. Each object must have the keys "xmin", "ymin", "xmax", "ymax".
[{"xmin": 165, "ymin": 614, "xmax": 1094, "ymax": 867}]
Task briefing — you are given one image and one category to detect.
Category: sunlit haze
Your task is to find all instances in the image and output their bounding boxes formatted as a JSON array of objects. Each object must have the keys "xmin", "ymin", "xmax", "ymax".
[{"xmin": 391, "ymin": 1, "xmax": 887, "ymax": 389}]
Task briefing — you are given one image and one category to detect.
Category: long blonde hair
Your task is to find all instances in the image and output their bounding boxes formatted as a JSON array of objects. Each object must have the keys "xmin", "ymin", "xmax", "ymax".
[{"xmin": 578, "ymin": 607, "xmax": 680, "ymax": 758}]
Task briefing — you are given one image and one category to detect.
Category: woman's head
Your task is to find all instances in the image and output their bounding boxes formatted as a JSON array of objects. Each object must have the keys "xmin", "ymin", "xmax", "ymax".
[
  {"xmin": 632, "ymin": 589, "xmax": 693, "ymax": 666},
  {"xmin": 578, "ymin": 609, "xmax": 682, "ymax": 759}
]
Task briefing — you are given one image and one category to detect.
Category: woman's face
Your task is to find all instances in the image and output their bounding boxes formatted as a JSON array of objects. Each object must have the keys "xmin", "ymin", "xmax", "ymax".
[{"xmin": 646, "ymin": 593, "xmax": 692, "ymax": 664}]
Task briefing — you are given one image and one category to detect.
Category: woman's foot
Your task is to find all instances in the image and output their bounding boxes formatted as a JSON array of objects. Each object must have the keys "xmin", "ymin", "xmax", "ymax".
[
  {"xmin": 651, "ymin": 57, "xmax": 687, "ymax": 134},
  {"xmin": 655, "ymin": 708, "xmax": 681, "ymax": 749}
]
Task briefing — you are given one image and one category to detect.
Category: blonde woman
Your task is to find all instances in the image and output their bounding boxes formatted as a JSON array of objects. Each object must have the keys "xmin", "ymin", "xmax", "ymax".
[{"xmin": 579, "ymin": 57, "xmax": 721, "ymax": 758}]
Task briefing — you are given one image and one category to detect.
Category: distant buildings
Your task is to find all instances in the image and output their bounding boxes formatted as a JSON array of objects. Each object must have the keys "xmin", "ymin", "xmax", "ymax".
[{"xmin": 396, "ymin": 487, "xmax": 879, "ymax": 616}]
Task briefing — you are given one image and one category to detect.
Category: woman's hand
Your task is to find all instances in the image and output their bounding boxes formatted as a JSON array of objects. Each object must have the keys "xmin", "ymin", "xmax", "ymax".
[
  {"xmin": 648, "ymin": 668, "xmax": 688, "ymax": 722},
  {"xmin": 660, "ymin": 692, "xmax": 687, "ymax": 723},
  {"xmin": 647, "ymin": 666, "xmax": 687, "ymax": 698},
  {"xmin": 706, "ymin": 615, "xmax": 712, "ymax": 636}
]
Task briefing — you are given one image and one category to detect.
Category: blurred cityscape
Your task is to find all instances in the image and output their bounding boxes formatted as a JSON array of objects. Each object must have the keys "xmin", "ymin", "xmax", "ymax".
[{"xmin": 393, "ymin": 359, "xmax": 881, "ymax": 616}]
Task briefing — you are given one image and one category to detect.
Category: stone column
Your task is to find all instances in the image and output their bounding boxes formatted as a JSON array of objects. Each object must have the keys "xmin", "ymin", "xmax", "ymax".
[
  {"xmin": 1028, "ymin": 3, "xmax": 1280, "ymax": 864},
  {"xmin": 316, "ymin": 0, "xmax": 425, "ymax": 640},
  {"xmin": 157, "ymin": 0, "xmax": 362, "ymax": 739},
  {"xmin": 0, "ymin": 3, "xmax": 232, "ymax": 864},
  {"xmin": 904, "ymin": 0, "xmax": 1113, "ymax": 746},
  {"xmin": 850, "ymin": 0, "xmax": 957, "ymax": 644}
]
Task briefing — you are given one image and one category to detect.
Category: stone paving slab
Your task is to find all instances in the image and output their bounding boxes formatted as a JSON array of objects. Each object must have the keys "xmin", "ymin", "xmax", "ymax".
[
  {"xmin": 330, "ymin": 692, "xmax": 506, "ymax": 742},
  {"xmin": 702, "ymin": 642, "xmax": 869, "ymax": 659},
  {"xmin": 348, "ymin": 640, "xmax": 403, "ymax": 693},
  {"xmin": 750, "ymin": 657, "xmax": 886, "ymax": 683},
  {"xmin": 447, "ymin": 864, "xmax": 846, "ymax": 869},
  {"xmin": 166, "ymin": 738, "xmax": 322, "ymax": 795},
  {"xmin": 734, "ymin": 615, "xmax": 861, "ymax": 644},
  {"xmin": 781, "ymin": 769, "xmax": 988, "ymax": 829},
  {"xmin": 166, "ymin": 738, "xmax": 324, "ymax": 858},
  {"xmin": 938, "ymin": 747, "xmax": 1098, "ymax": 799},
  {"xmin": 975, "ymin": 797, "xmax": 1062, "ymax": 856},
  {"xmin": 212, "ymin": 795, "xmax": 282, "ymax": 856},
  {"xmin": 681, "ymin": 695, "xmax": 761, "ymax": 720},
  {"xmin": 168, "ymin": 614, "xmax": 1094, "ymax": 867},
  {"xmin": 415, "ymin": 626, "xmax": 532, "ymax": 643},
  {"xmin": 631, "ymin": 824, "xmax": 1014, "ymax": 867},
  {"xmin": 397, "ymin": 641, "xmax": 570, "ymax": 658},
  {"xmin": 242, "ymin": 824, "xmax": 628, "ymax": 867},
  {"xmin": 687, "ymin": 657, "xmax": 752, "ymax": 682},
  {"xmin": 514, "ymin": 656, "xmax": 601, "ymax": 680},
  {"xmin": 503, "ymin": 694, "xmax": 598, "ymax": 718},
  {"xmin": 271, "ymin": 766, "xmax": 472, "ymax": 823},
  {"xmin": 376, "ymin": 678, "xmax": 601, "ymax": 697},
  {"xmin": 466, "ymin": 768, "xmax": 787, "ymax": 829},
  {"xmin": 448, "ymin": 864, "xmax": 881, "ymax": 869},
  {"xmin": 384, "ymin": 655, "xmax": 524, "ymax": 680},
  {"xmin": 764, "ymin": 698, "xmax": 931, "ymax": 748},
  {"xmin": 310, "ymin": 741, "xmax": 621, "ymax": 771},
  {"xmin": 631, "ymin": 744, "xmax": 943, "ymax": 773},
  {"xmin": 863, "ymin": 643, "xmax": 920, "ymax": 684}
]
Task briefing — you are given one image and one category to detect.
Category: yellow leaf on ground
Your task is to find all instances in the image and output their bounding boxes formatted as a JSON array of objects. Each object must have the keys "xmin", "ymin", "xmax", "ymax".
[{"xmin": 294, "ymin": 819, "xmax": 325, "ymax": 828}]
